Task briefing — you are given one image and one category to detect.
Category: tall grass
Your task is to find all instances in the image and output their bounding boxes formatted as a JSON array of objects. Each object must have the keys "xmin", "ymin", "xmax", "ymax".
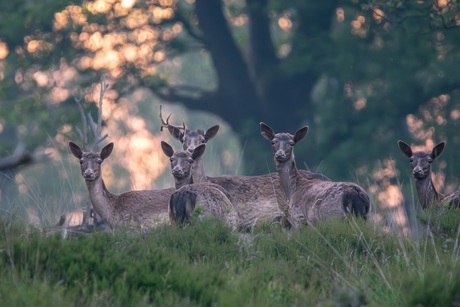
[{"xmin": 1, "ymin": 211, "xmax": 459, "ymax": 306}]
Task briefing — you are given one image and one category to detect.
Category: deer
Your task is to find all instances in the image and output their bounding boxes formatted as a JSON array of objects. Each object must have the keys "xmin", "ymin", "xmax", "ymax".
[
  {"xmin": 69, "ymin": 141, "xmax": 175, "ymax": 230},
  {"xmin": 160, "ymin": 141, "xmax": 238, "ymax": 230},
  {"xmin": 67, "ymin": 78, "xmax": 175, "ymax": 231},
  {"xmin": 397, "ymin": 140, "xmax": 460, "ymax": 210},
  {"xmin": 159, "ymin": 108, "xmax": 330, "ymax": 229},
  {"xmin": 260, "ymin": 122, "xmax": 370, "ymax": 227}
]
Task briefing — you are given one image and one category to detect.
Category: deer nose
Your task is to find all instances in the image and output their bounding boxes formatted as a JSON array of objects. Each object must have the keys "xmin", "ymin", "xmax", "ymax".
[
  {"xmin": 172, "ymin": 166, "xmax": 183, "ymax": 176},
  {"xmin": 412, "ymin": 167, "xmax": 423, "ymax": 177},
  {"xmin": 275, "ymin": 150, "xmax": 286, "ymax": 159},
  {"xmin": 84, "ymin": 170, "xmax": 94, "ymax": 178}
]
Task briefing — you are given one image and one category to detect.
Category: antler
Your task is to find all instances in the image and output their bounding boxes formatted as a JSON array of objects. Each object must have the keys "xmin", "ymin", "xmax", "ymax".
[
  {"xmin": 88, "ymin": 76, "xmax": 109, "ymax": 151},
  {"xmin": 159, "ymin": 105, "xmax": 186, "ymax": 132}
]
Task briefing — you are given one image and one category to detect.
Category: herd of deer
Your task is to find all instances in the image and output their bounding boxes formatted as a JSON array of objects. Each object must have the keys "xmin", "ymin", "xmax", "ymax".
[
  {"xmin": 67, "ymin": 116, "xmax": 460, "ymax": 233},
  {"xmin": 64, "ymin": 82, "xmax": 459, "ymax": 233}
]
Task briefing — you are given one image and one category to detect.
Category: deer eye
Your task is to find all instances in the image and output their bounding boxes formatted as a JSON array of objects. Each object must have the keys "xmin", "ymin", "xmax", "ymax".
[
  {"xmin": 96, "ymin": 158, "xmax": 103, "ymax": 164},
  {"xmin": 188, "ymin": 159, "xmax": 194, "ymax": 164},
  {"xmin": 271, "ymin": 141, "xmax": 275, "ymax": 145},
  {"xmin": 79, "ymin": 159, "xmax": 84, "ymax": 165},
  {"xmin": 427, "ymin": 158, "xmax": 433, "ymax": 164},
  {"xmin": 289, "ymin": 141, "xmax": 295, "ymax": 146},
  {"xmin": 170, "ymin": 158, "xmax": 175, "ymax": 163},
  {"xmin": 409, "ymin": 158, "xmax": 413, "ymax": 163}
]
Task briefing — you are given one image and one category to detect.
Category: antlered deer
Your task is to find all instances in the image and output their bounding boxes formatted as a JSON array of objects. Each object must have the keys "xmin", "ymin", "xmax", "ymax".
[
  {"xmin": 161, "ymin": 141, "xmax": 238, "ymax": 229},
  {"xmin": 260, "ymin": 122, "xmax": 370, "ymax": 227},
  {"xmin": 69, "ymin": 141, "xmax": 175, "ymax": 230},
  {"xmin": 159, "ymin": 108, "xmax": 330, "ymax": 229},
  {"xmin": 398, "ymin": 140, "xmax": 460, "ymax": 210}
]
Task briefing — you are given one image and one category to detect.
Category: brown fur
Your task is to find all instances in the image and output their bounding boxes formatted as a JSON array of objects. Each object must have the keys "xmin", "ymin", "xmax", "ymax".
[
  {"xmin": 166, "ymin": 125, "xmax": 330, "ymax": 230},
  {"xmin": 161, "ymin": 141, "xmax": 238, "ymax": 229},
  {"xmin": 260, "ymin": 122, "xmax": 370, "ymax": 227},
  {"xmin": 398, "ymin": 140, "xmax": 460, "ymax": 209},
  {"xmin": 69, "ymin": 141, "xmax": 174, "ymax": 230}
]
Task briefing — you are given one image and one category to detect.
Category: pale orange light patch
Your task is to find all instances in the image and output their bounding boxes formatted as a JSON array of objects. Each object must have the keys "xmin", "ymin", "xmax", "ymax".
[
  {"xmin": 86, "ymin": 0, "xmax": 113, "ymax": 14},
  {"xmin": 232, "ymin": 15, "xmax": 247, "ymax": 27},
  {"xmin": 437, "ymin": 0, "xmax": 448, "ymax": 7},
  {"xmin": 33, "ymin": 71, "xmax": 49, "ymax": 87},
  {"xmin": 150, "ymin": 7, "xmax": 174, "ymax": 23},
  {"xmin": 278, "ymin": 16, "xmax": 292, "ymax": 31},
  {"xmin": 50, "ymin": 87, "xmax": 70, "ymax": 103},
  {"xmin": 450, "ymin": 109, "xmax": 460, "ymax": 120},
  {"xmin": 377, "ymin": 185, "xmax": 403, "ymax": 208},
  {"xmin": 354, "ymin": 98, "xmax": 367, "ymax": 110},
  {"xmin": 0, "ymin": 41, "xmax": 9, "ymax": 59},
  {"xmin": 336, "ymin": 8, "xmax": 344, "ymax": 22},
  {"xmin": 154, "ymin": 51, "xmax": 165, "ymax": 62},
  {"xmin": 372, "ymin": 8, "xmax": 384, "ymax": 23},
  {"xmin": 121, "ymin": 0, "xmax": 135, "ymax": 9},
  {"xmin": 123, "ymin": 9, "xmax": 150, "ymax": 29}
]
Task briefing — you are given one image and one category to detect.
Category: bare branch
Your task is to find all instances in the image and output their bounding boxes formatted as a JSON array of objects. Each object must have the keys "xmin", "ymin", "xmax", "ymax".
[
  {"xmin": 0, "ymin": 143, "xmax": 49, "ymax": 172},
  {"xmin": 74, "ymin": 97, "xmax": 88, "ymax": 151}
]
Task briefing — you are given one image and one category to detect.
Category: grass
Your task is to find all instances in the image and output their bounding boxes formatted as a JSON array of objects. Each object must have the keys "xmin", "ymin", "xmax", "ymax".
[{"xmin": 1, "ymin": 213, "xmax": 459, "ymax": 306}]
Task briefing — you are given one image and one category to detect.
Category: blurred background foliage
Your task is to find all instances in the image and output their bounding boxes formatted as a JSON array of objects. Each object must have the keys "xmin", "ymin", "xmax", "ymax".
[{"xmin": 1, "ymin": 0, "xmax": 460, "ymax": 231}]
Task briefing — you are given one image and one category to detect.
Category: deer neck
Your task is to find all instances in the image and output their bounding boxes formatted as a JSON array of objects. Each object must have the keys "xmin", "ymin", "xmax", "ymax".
[
  {"xmin": 415, "ymin": 175, "xmax": 443, "ymax": 209},
  {"xmin": 84, "ymin": 177, "xmax": 117, "ymax": 225},
  {"xmin": 175, "ymin": 175, "xmax": 193, "ymax": 190},
  {"xmin": 191, "ymin": 156, "xmax": 208, "ymax": 183},
  {"xmin": 276, "ymin": 157, "xmax": 301, "ymax": 200}
]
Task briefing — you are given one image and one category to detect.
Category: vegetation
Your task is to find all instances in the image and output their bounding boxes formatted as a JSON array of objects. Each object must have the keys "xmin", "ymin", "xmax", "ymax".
[{"xmin": 0, "ymin": 214, "xmax": 459, "ymax": 306}]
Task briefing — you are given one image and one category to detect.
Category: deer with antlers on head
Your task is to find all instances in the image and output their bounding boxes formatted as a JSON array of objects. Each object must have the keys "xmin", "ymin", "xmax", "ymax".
[
  {"xmin": 398, "ymin": 140, "xmax": 460, "ymax": 210},
  {"xmin": 260, "ymin": 122, "xmax": 370, "ymax": 227},
  {"xmin": 68, "ymin": 78, "xmax": 174, "ymax": 230},
  {"xmin": 159, "ymin": 107, "xmax": 331, "ymax": 229}
]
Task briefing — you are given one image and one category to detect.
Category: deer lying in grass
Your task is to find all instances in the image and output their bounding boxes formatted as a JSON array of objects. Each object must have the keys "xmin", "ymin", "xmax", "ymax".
[
  {"xmin": 398, "ymin": 140, "xmax": 460, "ymax": 210},
  {"xmin": 161, "ymin": 141, "xmax": 238, "ymax": 230},
  {"xmin": 69, "ymin": 141, "xmax": 175, "ymax": 230},
  {"xmin": 160, "ymin": 109, "xmax": 329, "ymax": 229},
  {"xmin": 260, "ymin": 122, "xmax": 370, "ymax": 227}
]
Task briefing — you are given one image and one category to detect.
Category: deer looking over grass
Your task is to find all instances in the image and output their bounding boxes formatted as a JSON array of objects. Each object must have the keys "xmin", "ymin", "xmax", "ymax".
[
  {"xmin": 260, "ymin": 122, "xmax": 370, "ymax": 227},
  {"xmin": 68, "ymin": 80, "xmax": 174, "ymax": 230},
  {"xmin": 159, "ymin": 108, "xmax": 330, "ymax": 229},
  {"xmin": 69, "ymin": 142, "xmax": 175, "ymax": 230},
  {"xmin": 160, "ymin": 141, "xmax": 238, "ymax": 229},
  {"xmin": 398, "ymin": 140, "xmax": 460, "ymax": 210}
]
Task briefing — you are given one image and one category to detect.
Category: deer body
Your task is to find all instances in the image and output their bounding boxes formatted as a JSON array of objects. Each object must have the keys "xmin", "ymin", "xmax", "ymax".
[
  {"xmin": 69, "ymin": 141, "xmax": 174, "ymax": 230},
  {"xmin": 161, "ymin": 141, "xmax": 238, "ymax": 229},
  {"xmin": 165, "ymin": 124, "xmax": 329, "ymax": 229},
  {"xmin": 398, "ymin": 140, "xmax": 460, "ymax": 209},
  {"xmin": 260, "ymin": 123, "xmax": 370, "ymax": 227}
]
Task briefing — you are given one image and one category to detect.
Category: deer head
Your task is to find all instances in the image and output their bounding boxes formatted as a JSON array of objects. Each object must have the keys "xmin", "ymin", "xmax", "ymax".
[
  {"xmin": 398, "ymin": 140, "xmax": 445, "ymax": 180},
  {"xmin": 260, "ymin": 122, "xmax": 309, "ymax": 163},
  {"xmin": 69, "ymin": 141, "xmax": 114, "ymax": 181},
  {"xmin": 161, "ymin": 141, "xmax": 206, "ymax": 182}
]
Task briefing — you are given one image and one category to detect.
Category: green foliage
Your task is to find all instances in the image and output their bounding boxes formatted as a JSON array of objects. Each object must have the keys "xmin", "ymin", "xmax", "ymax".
[{"xmin": 1, "ymin": 213, "xmax": 460, "ymax": 306}]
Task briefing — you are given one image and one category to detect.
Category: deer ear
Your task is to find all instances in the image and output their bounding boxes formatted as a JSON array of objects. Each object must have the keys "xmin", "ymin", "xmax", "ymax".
[
  {"xmin": 260, "ymin": 122, "xmax": 275, "ymax": 141},
  {"xmin": 431, "ymin": 142, "xmax": 445, "ymax": 159},
  {"xmin": 204, "ymin": 125, "xmax": 219, "ymax": 141},
  {"xmin": 192, "ymin": 144, "xmax": 206, "ymax": 160},
  {"xmin": 100, "ymin": 142, "xmax": 114, "ymax": 160},
  {"xmin": 161, "ymin": 141, "xmax": 175, "ymax": 158},
  {"xmin": 294, "ymin": 126, "xmax": 308, "ymax": 144},
  {"xmin": 69, "ymin": 141, "xmax": 83, "ymax": 159},
  {"xmin": 168, "ymin": 126, "xmax": 185, "ymax": 143},
  {"xmin": 397, "ymin": 140, "xmax": 413, "ymax": 158}
]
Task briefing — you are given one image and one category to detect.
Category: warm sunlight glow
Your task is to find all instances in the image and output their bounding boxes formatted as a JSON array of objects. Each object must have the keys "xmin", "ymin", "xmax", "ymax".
[
  {"xmin": 372, "ymin": 8, "xmax": 384, "ymax": 24},
  {"xmin": 354, "ymin": 98, "xmax": 367, "ymax": 110},
  {"xmin": 278, "ymin": 16, "xmax": 292, "ymax": 31},
  {"xmin": 0, "ymin": 42, "xmax": 9, "ymax": 59},
  {"xmin": 336, "ymin": 8, "xmax": 344, "ymax": 22}
]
